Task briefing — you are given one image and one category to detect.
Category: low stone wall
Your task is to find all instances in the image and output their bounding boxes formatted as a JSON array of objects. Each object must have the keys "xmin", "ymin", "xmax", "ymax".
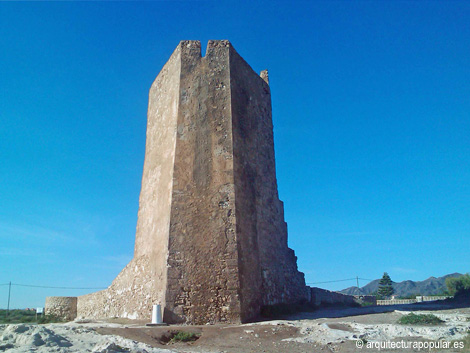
[
  {"xmin": 310, "ymin": 287, "xmax": 357, "ymax": 307},
  {"xmin": 377, "ymin": 296, "xmax": 452, "ymax": 306},
  {"xmin": 354, "ymin": 295, "xmax": 377, "ymax": 306},
  {"xmin": 45, "ymin": 296, "xmax": 78, "ymax": 321},
  {"xmin": 419, "ymin": 296, "xmax": 451, "ymax": 302},
  {"xmin": 377, "ymin": 299, "xmax": 416, "ymax": 305}
]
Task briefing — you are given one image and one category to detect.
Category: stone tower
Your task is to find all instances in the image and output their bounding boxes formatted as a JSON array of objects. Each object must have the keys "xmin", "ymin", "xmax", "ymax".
[{"xmin": 78, "ymin": 40, "xmax": 307, "ymax": 324}]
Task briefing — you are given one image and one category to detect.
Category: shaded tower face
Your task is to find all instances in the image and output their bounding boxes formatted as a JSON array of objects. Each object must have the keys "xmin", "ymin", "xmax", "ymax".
[{"xmin": 77, "ymin": 40, "xmax": 307, "ymax": 324}]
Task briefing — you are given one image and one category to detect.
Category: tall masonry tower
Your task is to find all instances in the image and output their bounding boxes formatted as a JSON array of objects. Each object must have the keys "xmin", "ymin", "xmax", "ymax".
[{"xmin": 78, "ymin": 40, "xmax": 308, "ymax": 324}]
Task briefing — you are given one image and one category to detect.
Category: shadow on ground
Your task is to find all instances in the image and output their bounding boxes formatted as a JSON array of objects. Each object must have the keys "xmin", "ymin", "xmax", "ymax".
[{"xmin": 285, "ymin": 298, "xmax": 470, "ymax": 321}]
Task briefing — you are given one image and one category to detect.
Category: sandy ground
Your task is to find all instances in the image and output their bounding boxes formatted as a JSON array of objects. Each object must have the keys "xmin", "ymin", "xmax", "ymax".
[{"xmin": 2, "ymin": 303, "xmax": 470, "ymax": 352}]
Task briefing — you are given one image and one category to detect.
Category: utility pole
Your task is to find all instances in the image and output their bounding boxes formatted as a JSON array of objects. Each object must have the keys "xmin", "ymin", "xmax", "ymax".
[
  {"xmin": 6, "ymin": 282, "xmax": 11, "ymax": 317},
  {"xmin": 356, "ymin": 276, "xmax": 359, "ymax": 289}
]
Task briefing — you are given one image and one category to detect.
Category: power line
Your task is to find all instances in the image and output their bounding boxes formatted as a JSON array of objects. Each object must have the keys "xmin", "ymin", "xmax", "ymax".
[
  {"xmin": 307, "ymin": 278, "xmax": 357, "ymax": 285},
  {"xmin": 11, "ymin": 283, "xmax": 106, "ymax": 290},
  {"xmin": 4, "ymin": 277, "xmax": 376, "ymax": 290},
  {"xmin": 1, "ymin": 281, "xmax": 107, "ymax": 310},
  {"xmin": 306, "ymin": 277, "xmax": 375, "ymax": 285}
]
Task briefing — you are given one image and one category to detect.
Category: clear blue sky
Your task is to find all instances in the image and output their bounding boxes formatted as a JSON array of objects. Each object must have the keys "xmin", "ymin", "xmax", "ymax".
[{"xmin": 1, "ymin": 1, "xmax": 469, "ymax": 309}]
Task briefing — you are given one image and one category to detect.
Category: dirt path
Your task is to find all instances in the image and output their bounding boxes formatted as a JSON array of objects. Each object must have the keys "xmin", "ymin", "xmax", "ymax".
[
  {"xmin": 93, "ymin": 305, "xmax": 470, "ymax": 353},
  {"xmin": 96, "ymin": 323, "xmax": 317, "ymax": 353},
  {"xmin": 2, "ymin": 304, "xmax": 469, "ymax": 352}
]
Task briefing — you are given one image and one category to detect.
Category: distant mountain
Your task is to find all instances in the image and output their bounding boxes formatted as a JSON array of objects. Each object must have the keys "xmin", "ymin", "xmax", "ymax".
[{"xmin": 340, "ymin": 273, "xmax": 463, "ymax": 297}]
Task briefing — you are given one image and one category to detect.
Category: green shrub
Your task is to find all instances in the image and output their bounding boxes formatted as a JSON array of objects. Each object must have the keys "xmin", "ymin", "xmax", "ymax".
[
  {"xmin": 359, "ymin": 301, "xmax": 376, "ymax": 307},
  {"xmin": 37, "ymin": 314, "xmax": 65, "ymax": 324},
  {"xmin": 0, "ymin": 309, "xmax": 36, "ymax": 324},
  {"xmin": 169, "ymin": 331, "xmax": 199, "ymax": 343},
  {"xmin": 398, "ymin": 313, "xmax": 444, "ymax": 325},
  {"xmin": 0, "ymin": 310, "xmax": 65, "ymax": 324},
  {"xmin": 446, "ymin": 274, "xmax": 470, "ymax": 296}
]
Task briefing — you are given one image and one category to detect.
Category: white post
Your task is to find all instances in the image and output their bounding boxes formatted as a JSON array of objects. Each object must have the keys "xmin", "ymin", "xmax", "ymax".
[{"xmin": 152, "ymin": 304, "xmax": 163, "ymax": 324}]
